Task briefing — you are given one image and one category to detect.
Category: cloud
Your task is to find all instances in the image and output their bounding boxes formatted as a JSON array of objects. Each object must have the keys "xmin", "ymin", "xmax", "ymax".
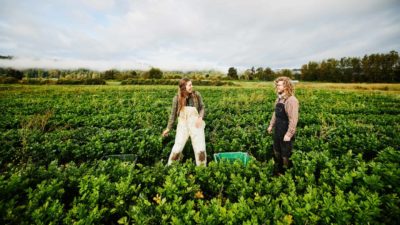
[{"xmin": 0, "ymin": 0, "xmax": 399, "ymax": 71}]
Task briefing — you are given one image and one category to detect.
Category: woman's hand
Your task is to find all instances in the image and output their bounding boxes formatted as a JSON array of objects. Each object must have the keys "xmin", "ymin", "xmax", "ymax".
[
  {"xmin": 267, "ymin": 126, "xmax": 273, "ymax": 134},
  {"xmin": 283, "ymin": 134, "xmax": 291, "ymax": 141},
  {"xmin": 162, "ymin": 129, "xmax": 170, "ymax": 137},
  {"xmin": 195, "ymin": 117, "xmax": 203, "ymax": 128}
]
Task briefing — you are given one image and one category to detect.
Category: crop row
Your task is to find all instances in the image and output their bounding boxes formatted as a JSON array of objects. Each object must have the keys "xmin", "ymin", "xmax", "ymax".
[
  {"xmin": 0, "ymin": 85, "xmax": 398, "ymax": 168},
  {"xmin": 1, "ymin": 145, "xmax": 399, "ymax": 224}
]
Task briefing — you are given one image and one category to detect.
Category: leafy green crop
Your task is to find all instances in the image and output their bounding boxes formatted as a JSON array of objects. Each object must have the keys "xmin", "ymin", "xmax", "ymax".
[{"xmin": 0, "ymin": 84, "xmax": 399, "ymax": 224}]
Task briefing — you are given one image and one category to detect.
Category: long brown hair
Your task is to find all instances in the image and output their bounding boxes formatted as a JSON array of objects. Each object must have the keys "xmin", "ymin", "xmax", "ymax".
[
  {"xmin": 177, "ymin": 78, "xmax": 195, "ymax": 112},
  {"xmin": 274, "ymin": 76, "xmax": 295, "ymax": 97}
]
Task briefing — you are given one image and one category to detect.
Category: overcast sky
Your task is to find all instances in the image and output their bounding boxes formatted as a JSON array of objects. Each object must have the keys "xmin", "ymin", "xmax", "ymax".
[{"xmin": 0, "ymin": 0, "xmax": 399, "ymax": 71}]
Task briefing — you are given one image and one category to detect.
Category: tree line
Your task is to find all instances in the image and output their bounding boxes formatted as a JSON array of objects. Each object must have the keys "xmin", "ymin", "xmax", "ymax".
[
  {"xmin": 227, "ymin": 67, "xmax": 300, "ymax": 81},
  {"xmin": 0, "ymin": 68, "xmax": 164, "ymax": 82},
  {"xmin": 1, "ymin": 50, "xmax": 399, "ymax": 83},
  {"xmin": 300, "ymin": 50, "xmax": 399, "ymax": 82},
  {"xmin": 226, "ymin": 50, "xmax": 399, "ymax": 82}
]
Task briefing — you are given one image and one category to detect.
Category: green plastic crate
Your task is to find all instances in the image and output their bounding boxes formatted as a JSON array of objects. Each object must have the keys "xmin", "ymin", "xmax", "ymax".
[{"xmin": 213, "ymin": 152, "xmax": 251, "ymax": 165}]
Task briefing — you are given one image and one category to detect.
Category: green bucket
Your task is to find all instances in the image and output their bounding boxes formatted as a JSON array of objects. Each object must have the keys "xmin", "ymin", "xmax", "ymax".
[{"xmin": 213, "ymin": 152, "xmax": 251, "ymax": 165}]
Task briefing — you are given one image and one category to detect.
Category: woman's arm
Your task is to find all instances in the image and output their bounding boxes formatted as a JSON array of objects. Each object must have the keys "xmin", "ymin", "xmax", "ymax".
[
  {"xmin": 166, "ymin": 95, "xmax": 178, "ymax": 131},
  {"xmin": 197, "ymin": 92, "xmax": 205, "ymax": 119},
  {"xmin": 284, "ymin": 96, "xmax": 299, "ymax": 139}
]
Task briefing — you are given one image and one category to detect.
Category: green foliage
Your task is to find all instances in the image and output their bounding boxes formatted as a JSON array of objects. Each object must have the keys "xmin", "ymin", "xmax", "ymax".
[
  {"xmin": 227, "ymin": 67, "xmax": 238, "ymax": 80},
  {"xmin": 56, "ymin": 78, "xmax": 106, "ymax": 85},
  {"xmin": 17, "ymin": 78, "xmax": 106, "ymax": 85},
  {"xmin": 0, "ymin": 84, "xmax": 399, "ymax": 224},
  {"xmin": 301, "ymin": 50, "xmax": 400, "ymax": 82},
  {"xmin": 0, "ymin": 76, "xmax": 19, "ymax": 84},
  {"xmin": 19, "ymin": 78, "xmax": 56, "ymax": 84},
  {"xmin": 0, "ymin": 68, "xmax": 23, "ymax": 79},
  {"xmin": 0, "ymin": 158, "xmax": 396, "ymax": 224},
  {"xmin": 148, "ymin": 68, "xmax": 163, "ymax": 79},
  {"xmin": 121, "ymin": 79, "xmax": 236, "ymax": 86}
]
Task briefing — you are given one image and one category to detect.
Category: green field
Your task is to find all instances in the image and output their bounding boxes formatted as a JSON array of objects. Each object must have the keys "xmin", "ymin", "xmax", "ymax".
[{"xmin": 1, "ymin": 83, "xmax": 399, "ymax": 224}]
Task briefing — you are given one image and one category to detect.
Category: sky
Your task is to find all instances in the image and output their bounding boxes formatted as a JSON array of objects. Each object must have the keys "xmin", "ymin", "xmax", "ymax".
[{"xmin": 0, "ymin": 0, "xmax": 399, "ymax": 72}]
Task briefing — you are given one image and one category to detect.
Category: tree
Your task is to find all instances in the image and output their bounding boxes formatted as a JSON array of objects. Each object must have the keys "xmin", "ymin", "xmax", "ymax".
[
  {"xmin": 103, "ymin": 69, "xmax": 118, "ymax": 80},
  {"xmin": 385, "ymin": 50, "xmax": 399, "ymax": 82},
  {"xmin": 241, "ymin": 69, "xmax": 252, "ymax": 80},
  {"xmin": 129, "ymin": 70, "xmax": 138, "ymax": 78},
  {"xmin": 362, "ymin": 55, "xmax": 373, "ymax": 82},
  {"xmin": 255, "ymin": 67, "xmax": 264, "ymax": 80},
  {"xmin": 149, "ymin": 68, "xmax": 163, "ymax": 79},
  {"xmin": 298, "ymin": 50, "xmax": 399, "ymax": 82},
  {"xmin": 242, "ymin": 67, "xmax": 256, "ymax": 80},
  {"xmin": 301, "ymin": 62, "xmax": 319, "ymax": 81},
  {"xmin": 0, "ymin": 68, "xmax": 23, "ymax": 79},
  {"xmin": 264, "ymin": 67, "xmax": 275, "ymax": 81},
  {"xmin": 319, "ymin": 59, "xmax": 339, "ymax": 82},
  {"xmin": 392, "ymin": 51, "xmax": 400, "ymax": 82},
  {"xmin": 23, "ymin": 69, "xmax": 38, "ymax": 78},
  {"xmin": 37, "ymin": 69, "xmax": 48, "ymax": 79},
  {"xmin": 114, "ymin": 70, "xmax": 137, "ymax": 80},
  {"xmin": 276, "ymin": 69, "xmax": 293, "ymax": 79},
  {"xmin": 227, "ymin": 67, "xmax": 238, "ymax": 80},
  {"xmin": 351, "ymin": 57, "xmax": 362, "ymax": 82},
  {"xmin": 48, "ymin": 69, "xmax": 61, "ymax": 79},
  {"xmin": 250, "ymin": 67, "xmax": 255, "ymax": 80}
]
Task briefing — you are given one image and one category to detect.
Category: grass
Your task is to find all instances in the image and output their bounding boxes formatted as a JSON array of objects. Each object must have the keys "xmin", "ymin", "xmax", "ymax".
[
  {"xmin": 231, "ymin": 81, "xmax": 400, "ymax": 92},
  {"xmin": 296, "ymin": 82, "xmax": 400, "ymax": 91}
]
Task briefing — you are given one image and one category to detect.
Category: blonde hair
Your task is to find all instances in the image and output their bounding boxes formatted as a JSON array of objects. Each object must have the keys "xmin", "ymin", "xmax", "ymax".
[{"xmin": 274, "ymin": 76, "xmax": 295, "ymax": 97}]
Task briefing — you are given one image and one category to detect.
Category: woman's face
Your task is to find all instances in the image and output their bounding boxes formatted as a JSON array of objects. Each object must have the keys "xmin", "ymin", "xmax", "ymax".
[
  {"xmin": 276, "ymin": 81, "xmax": 285, "ymax": 95},
  {"xmin": 186, "ymin": 81, "xmax": 193, "ymax": 93}
]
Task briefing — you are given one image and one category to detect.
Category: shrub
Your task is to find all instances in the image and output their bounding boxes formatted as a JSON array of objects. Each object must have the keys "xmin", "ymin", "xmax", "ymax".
[
  {"xmin": 0, "ymin": 77, "xmax": 19, "ymax": 84},
  {"xmin": 56, "ymin": 78, "xmax": 106, "ymax": 85}
]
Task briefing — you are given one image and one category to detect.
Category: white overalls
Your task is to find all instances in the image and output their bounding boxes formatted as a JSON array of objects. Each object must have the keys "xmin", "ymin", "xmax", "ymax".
[{"xmin": 167, "ymin": 106, "xmax": 207, "ymax": 166}]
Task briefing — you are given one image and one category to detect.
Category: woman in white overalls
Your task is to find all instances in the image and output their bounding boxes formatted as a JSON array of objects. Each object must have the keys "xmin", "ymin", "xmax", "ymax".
[{"xmin": 162, "ymin": 78, "xmax": 207, "ymax": 166}]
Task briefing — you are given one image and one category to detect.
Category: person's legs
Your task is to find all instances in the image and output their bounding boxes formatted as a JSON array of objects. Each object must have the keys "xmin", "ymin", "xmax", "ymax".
[
  {"xmin": 273, "ymin": 137, "xmax": 284, "ymax": 174},
  {"xmin": 167, "ymin": 121, "xmax": 189, "ymax": 165},
  {"xmin": 281, "ymin": 137, "xmax": 294, "ymax": 172},
  {"xmin": 189, "ymin": 118, "xmax": 207, "ymax": 166}
]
